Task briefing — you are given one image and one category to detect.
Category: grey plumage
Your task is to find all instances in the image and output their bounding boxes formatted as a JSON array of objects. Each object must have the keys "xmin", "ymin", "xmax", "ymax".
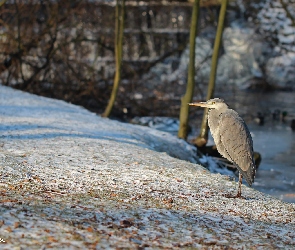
[{"xmin": 189, "ymin": 98, "xmax": 256, "ymax": 197}]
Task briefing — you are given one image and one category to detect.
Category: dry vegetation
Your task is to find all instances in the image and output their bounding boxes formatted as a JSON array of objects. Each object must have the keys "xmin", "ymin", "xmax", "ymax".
[{"xmin": 0, "ymin": 0, "xmax": 220, "ymax": 117}]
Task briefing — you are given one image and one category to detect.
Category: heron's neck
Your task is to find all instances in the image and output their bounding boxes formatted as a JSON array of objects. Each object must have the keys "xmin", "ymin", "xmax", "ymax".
[{"xmin": 209, "ymin": 107, "xmax": 226, "ymax": 117}]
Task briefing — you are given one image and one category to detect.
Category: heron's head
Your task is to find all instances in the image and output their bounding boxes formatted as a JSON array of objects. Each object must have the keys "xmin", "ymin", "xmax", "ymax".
[{"xmin": 189, "ymin": 98, "xmax": 228, "ymax": 110}]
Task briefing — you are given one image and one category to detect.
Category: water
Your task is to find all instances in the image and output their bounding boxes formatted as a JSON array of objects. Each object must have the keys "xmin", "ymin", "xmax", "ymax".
[{"xmin": 250, "ymin": 124, "xmax": 295, "ymax": 203}]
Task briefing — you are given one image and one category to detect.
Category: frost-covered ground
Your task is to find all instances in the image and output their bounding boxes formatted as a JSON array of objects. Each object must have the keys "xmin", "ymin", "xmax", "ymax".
[{"xmin": 0, "ymin": 85, "xmax": 295, "ymax": 249}]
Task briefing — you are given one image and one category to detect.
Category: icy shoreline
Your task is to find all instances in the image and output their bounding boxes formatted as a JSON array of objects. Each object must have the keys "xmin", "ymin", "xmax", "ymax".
[{"xmin": 0, "ymin": 85, "xmax": 294, "ymax": 249}]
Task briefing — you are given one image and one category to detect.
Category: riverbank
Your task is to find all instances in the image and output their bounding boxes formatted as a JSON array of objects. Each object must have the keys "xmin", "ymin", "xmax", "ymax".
[{"xmin": 0, "ymin": 85, "xmax": 294, "ymax": 249}]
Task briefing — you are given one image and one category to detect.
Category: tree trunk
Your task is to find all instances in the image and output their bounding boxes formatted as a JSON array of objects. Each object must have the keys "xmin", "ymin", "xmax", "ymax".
[
  {"xmin": 178, "ymin": 0, "xmax": 201, "ymax": 139},
  {"xmin": 102, "ymin": 0, "xmax": 125, "ymax": 117},
  {"xmin": 194, "ymin": 0, "xmax": 228, "ymax": 147},
  {"xmin": 0, "ymin": 0, "xmax": 7, "ymax": 7}
]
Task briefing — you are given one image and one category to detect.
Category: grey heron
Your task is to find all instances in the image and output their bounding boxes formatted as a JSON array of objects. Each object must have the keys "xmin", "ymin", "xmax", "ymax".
[{"xmin": 189, "ymin": 98, "xmax": 256, "ymax": 198}]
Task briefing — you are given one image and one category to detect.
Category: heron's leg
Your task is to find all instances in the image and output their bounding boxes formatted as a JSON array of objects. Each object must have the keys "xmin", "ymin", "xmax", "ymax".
[
  {"xmin": 236, "ymin": 173, "xmax": 242, "ymax": 198},
  {"xmin": 223, "ymin": 172, "xmax": 244, "ymax": 199}
]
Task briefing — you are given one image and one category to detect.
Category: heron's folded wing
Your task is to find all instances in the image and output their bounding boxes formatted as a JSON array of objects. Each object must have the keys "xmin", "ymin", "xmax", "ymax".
[{"xmin": 218, "ymin": 110, "xmax": 255, "ymax": 184}]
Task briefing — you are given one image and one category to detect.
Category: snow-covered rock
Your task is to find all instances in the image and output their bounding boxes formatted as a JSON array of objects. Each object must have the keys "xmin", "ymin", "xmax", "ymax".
[
  {"xmin": 257, "ymin": 0, "xmax": 295, "ymax": 53},
  {"xmin": 246, "ymin": 0, "xmax": 295, "ymax": 89},
  {"xmin": 171, "ymin": 21, "xmax": 272, "ymax": 87},
  {"xmin": 266, "ymin": 52, "xmax": 295, "ymax": 89},
  {"xmin": 216, "ymin": 23, "xmax": 267, "ymax": 85},
  {"xmin": 142, "ymin": 1, "xmax": 295, "ymax": 90}
]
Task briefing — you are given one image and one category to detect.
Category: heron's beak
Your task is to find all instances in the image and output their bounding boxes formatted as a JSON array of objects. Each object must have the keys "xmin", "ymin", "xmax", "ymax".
[{"xmin": 188, "ymin": 102, "xmax": 209, "ymax": 108}]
